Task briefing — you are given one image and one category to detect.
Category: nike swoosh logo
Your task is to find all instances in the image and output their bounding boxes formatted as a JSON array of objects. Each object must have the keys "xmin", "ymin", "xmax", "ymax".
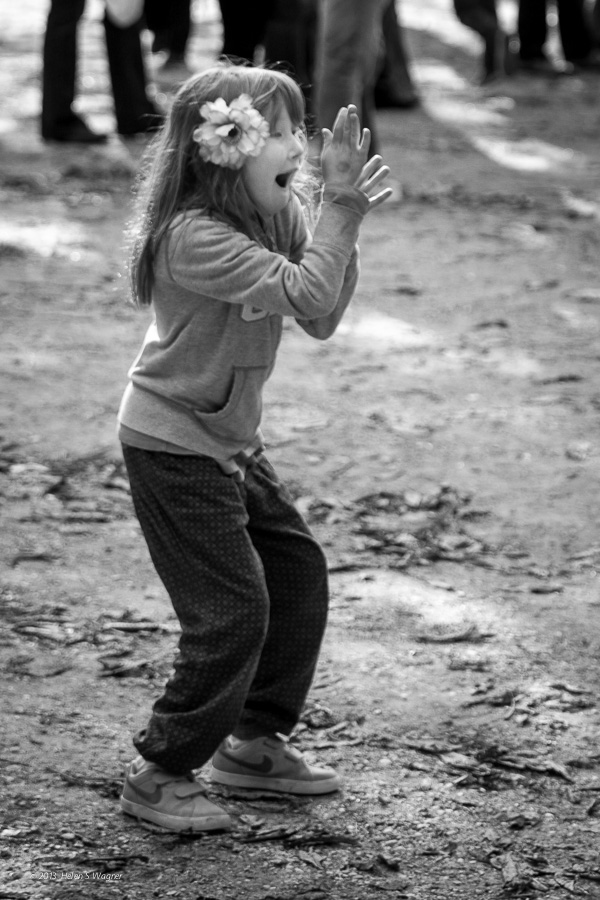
[
  {"xmin": 220, "ymin": 750, "xmax": 274, "ymax": 774},
  {"xmin": 241, "ymin": 305, "xmax": 270, "ymax": 322},
  {"xmin": 130, "ymin": 782, "xmax": 163, "ymax": 804}
]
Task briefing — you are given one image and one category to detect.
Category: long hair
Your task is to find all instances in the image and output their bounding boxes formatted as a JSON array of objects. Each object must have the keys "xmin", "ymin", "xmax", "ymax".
[{"xmin": 129, "ymin": 64, "xmax": 316, "ymax": 307}]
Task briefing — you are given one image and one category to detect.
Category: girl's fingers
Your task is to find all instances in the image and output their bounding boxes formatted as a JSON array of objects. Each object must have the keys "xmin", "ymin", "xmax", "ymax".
[
  {"xmin": 330, "ymin": 105, "xmax": 366, "ymax": 147},
  {"xmin": 360, "ymin": 165, "xmax": 390, "ymax": 193},
  {"xmin": 348, "ymin": 107, "xmax": 361, "ymax": 145},
  {"xmin": 331, "ymin": 106, "xmax": 349, "ymax": 143},
  {"xmin": 355, "ymin": 154, "xmax": 384, "ymax": 186},
  {"xmin": 358, "ymin": 127, "xmax": 371, "ymax": 155},
  {"xmin": 368, "ymin": 186, "xmax": 394, "ymax": 209},
  {"xmin": 321, "ymin": 128, "xmax": 333, "ymax": 152}
]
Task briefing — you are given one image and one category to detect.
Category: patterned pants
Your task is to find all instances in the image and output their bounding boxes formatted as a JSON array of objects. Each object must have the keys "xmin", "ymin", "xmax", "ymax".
[{"xmin": 121, "ymin": 445, "xmax": 329, "ymax": 775}]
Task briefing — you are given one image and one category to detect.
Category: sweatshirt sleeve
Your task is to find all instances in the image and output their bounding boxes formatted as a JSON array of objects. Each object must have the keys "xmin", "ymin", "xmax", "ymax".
[
  {"xmin": 295, "ymin": 245, "xmax": 360, "ymax": 340},
  {"xmin": 162, "ymin": 185, "xmax": 369, "ymax": 321}
]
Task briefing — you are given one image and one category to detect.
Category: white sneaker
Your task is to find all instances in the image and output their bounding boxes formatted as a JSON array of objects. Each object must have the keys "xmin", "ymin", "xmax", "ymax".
[
  {"xmin": 209, "ymin": 734, "xmax": 341, "ymax": 795},
  {"xmin": 120, "ymin": 756, "xmax": 231, "ymax": 832}
]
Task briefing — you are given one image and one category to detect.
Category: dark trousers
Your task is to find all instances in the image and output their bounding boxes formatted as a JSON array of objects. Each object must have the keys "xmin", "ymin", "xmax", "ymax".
[
  {"xmin": 454, "ymin": 0, "xmax": 499, "ymax": 75},
  {"xmin": 122, "ymin": 446, "xmax": 329, "ymax": 775},
  {"xmin": 42, "ymin": 0, "xmax": 155, "ymax": 135},
  {"xmin": 518, "ymin": 0, "xmax": 592, "ymax": 61},
  {"xmin": 144, "ymin": 0, "xmax": 191, "ymax": 57},
  {"xmin": 454, "ymin": 0, "xmax": 498, "ymax": 39},
  {"xmin": 263, "ymin": 0, "xmax": 317, "ymax": 115},
  {"xmin": 217, "ymin": 0, "xmax": 273, "ymax": 62}
]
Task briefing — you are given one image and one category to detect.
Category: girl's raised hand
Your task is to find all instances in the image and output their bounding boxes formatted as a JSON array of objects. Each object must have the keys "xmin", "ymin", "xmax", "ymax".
[
  {"xmin": 354, "ymin": 153, "xmax": 393, "ymax": 210},
  {"xmin": 321, "ymin": 105, "xmax": 393, "ymax": 210}
]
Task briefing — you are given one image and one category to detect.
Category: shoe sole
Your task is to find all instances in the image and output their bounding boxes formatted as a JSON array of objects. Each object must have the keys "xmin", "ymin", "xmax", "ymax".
[
  {"xmin": 208, "ymin": 766, "xmax": 341, "ymax": 795},
  {"xmin": 120, "ymin": 797, "xmax": 231, "ymax": 832}
]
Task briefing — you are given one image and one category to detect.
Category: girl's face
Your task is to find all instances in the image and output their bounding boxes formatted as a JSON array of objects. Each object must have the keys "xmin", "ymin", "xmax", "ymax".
[{"xmin": 242, "ymin": 105, "xmax": 305, "ymax": 218}]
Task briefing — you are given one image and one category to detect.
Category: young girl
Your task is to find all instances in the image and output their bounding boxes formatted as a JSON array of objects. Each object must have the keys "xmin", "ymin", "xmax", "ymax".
[{"xmin": 118, "ymin": 63, "xmax": 391, "ymax": 833}]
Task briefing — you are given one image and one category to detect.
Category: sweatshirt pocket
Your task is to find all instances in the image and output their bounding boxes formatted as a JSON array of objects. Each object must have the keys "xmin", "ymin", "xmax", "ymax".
[{"xmin": 192, "ymin": 366, "xmax": 267, "ymax": 444}]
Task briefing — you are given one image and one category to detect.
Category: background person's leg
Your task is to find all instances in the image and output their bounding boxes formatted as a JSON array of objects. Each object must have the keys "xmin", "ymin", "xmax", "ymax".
[
  {"xmin": 314, "ymin": 0, "xmax": 387, "ymax": 155},
  {"xmin": 217, "ymin": 0, "xmax": 272, "ymax": 62},
  {"xmin": 41, "ymin": 0, "xmax": 105, "ymax": 141},
  {"xmin": 556, "ymin": 0, "xmax": 593, "ymax": 62},
  {"xmin": 104, "ymin": 13, "xmax": 161, "ymax": 135},
  {"xmin": 517, "ymin": 0, "xmax": 547, "ymax": 60}
]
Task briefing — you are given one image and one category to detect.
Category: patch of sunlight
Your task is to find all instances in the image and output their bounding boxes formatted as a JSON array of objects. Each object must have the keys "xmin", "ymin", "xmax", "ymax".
[
  {"xmin": 424, "ymin": 96, "xmax": 509, "ymax": 128},
  {"xmin": 401, "ymin": 0, "xmax": 517, "ymax": 51},
  {"xmin": 5, "ymin": 348, "xmax": 63, "ymax": 372},
  {"xmin": 492, "ymin": 352, "xmax": 543, "ymax": 378},
  {"xmin": 472, "ymin": 136, "xmax": 583, "ymax": 173},
  {"xmin": 413, "ymin": 62, "xmax": 471, "ymax": 92},
  {"xmin": 501, "ymin": 222, "xmax": 550, "ymax": 248},
  {"xmin": 401, "ymin": 0, "xmax": 480, "ymax": 55},
  {"xmin": 446, "ymin": 348, "xmax": 543, "ymax": 378},
  {"xmin": 337, "ymin": 312, "xmax": 437, "ymax": 348},
  {"xmin": 85, "ymin": 0, "xmax": 107, "ymax": 22},
  {"xmin": 193, "ymin": 0, "xmax": 222, "ymax": 22},
  {"xmin": 0, "ymin": 117, "xmax": 17, "ymax": 135},
  {"xmin": 5, "ymin": 86, "xmax": 39, "ymax": 118},
  {"xmin": 4, "ymin": 0, "xmax": 46, "ymax": 38},
  {"xmin": 497, "ymin": 0, "xmax": 519, "ymax": 34},
  {"xmin": 0, "ymin": 222, "xmax": 83, "ymax": 258}
]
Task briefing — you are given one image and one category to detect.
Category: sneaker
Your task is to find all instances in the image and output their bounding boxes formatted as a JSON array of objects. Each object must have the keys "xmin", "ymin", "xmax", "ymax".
[
  {"xmin": 41, "ymin": 114, "xmax": 108, "ymax": 144},
  {"xmin": 120, "ymin": 756, "xmax": 231, "ymax": 832},
  {"xmin": 209, "ymin": 734, "xmax": 341, "ymax": 795}
]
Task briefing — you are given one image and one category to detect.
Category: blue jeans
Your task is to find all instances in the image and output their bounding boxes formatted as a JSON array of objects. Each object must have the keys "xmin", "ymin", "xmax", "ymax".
[{"xmin": 122, "ymin": 446, "xmax": 329, "ymax": 774}]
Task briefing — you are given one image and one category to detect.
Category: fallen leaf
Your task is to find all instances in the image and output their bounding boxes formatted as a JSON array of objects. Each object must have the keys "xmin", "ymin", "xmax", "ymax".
[{"xmin": 416, "ymin": 624, "xmax": 494, "ymax": 644}]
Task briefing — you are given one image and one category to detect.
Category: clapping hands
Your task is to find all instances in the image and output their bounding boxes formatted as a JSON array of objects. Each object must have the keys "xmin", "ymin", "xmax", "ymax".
[{"xmin": 321, "ymin": 105, "xmax": 393, "ymax": 210}]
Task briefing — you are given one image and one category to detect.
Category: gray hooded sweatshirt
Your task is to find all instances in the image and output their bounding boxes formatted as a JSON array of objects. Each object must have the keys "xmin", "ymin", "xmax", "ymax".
[{"xmin": 118, "ymin": 184, "xmax": 369, "ymax": 462}]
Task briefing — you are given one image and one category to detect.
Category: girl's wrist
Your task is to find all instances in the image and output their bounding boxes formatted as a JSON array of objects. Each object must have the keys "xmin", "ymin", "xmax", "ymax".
[
  {"xmin": 322, "ymin": 183, "xmax": 370, "ymax": 214},
  {"xmin": 323, "ymin": 181, "xmax": 363, "ymax": 195}
]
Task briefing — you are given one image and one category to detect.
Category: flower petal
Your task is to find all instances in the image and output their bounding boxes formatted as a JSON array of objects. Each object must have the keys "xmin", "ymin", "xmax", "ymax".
[{"xmin": 193, "ymin": 94, "xmax": 270, "ymax": 168}]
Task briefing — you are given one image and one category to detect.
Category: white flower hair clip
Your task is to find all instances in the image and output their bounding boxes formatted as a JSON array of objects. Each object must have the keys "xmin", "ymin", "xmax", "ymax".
[{"xmin": 192, "ymin": 94, "xmax": 270, "ymax": 170}]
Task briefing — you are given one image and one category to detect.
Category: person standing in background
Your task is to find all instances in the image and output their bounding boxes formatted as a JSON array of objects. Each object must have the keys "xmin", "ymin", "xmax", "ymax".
[
  {"xmin": 517, "ymin": 0, "xmax": 596, "ymax": 75},
  {"xmin": 144, "ymin": 0, "xmax": 192, "ymax": 72},
  {"xmin": 262, "ymin": 0, "xmax": 318, "ymax": 117},
  {"xmin": 453, "ymin": 0, "xmax": 516, "ymax": 84},
  {"xmin": 314, "ymin": 0, "xmax": 388, "ymax": 157},
  {"xmin": 592, "ymin": 0, "xmax": 600, "ymax": 46},
  {"xmin": 374, "ymin": 0, "xmax": 419, "ymax": 108},
  {"xmin": 41, "ymin": 0, "xmax": 161, "ymax": 143},
  {"xmin": 216, "ymin": 0, "xmax": 272, "ymax": 63}
]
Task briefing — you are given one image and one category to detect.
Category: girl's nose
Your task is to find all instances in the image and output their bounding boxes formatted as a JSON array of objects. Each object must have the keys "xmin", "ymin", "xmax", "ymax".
[{"xmin": 290, "ymin": 131, "xmax": 305, "ymax": 158}]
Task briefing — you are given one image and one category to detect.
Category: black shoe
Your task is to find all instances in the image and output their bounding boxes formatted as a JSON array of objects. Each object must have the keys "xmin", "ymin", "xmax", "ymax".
[
  {"xmin": 162, "ymin": 53, "xmax": 187, "ymax": 68},
  {"xmin": 374, "ymin": 85, "xmax": 419, "ymax": 109},
  {"xmin": 42, "ymin": 116, "xmax": 108, "ymax": 144},
  {"xmin": 519, "ymin": 55, "xmax": 574, "ymax": 76},
  {"xmin": 568, "ymin": 50, "xmax": 600, "ymax": 70},
  {"xmin": 151, "ymin": 30, "xmax": 170, "ymax": 54}
]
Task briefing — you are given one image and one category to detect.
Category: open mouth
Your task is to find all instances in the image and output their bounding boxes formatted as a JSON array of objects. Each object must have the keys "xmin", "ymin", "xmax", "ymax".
[{"xmin": 275, "ymin": 171, "xmax": 295, "ymax": 188}]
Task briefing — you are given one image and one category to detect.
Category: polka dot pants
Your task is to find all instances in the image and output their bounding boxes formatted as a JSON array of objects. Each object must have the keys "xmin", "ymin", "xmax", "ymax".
[{"xmin": 121, "ymin": 445, "xmax": 329, "ymax": 775}]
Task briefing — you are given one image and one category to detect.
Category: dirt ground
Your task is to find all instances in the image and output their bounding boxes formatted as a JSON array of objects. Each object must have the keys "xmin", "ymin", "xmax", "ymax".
[{"xmin": 2, "ymin": 2, "xmax": 600, "ymax": 898}]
